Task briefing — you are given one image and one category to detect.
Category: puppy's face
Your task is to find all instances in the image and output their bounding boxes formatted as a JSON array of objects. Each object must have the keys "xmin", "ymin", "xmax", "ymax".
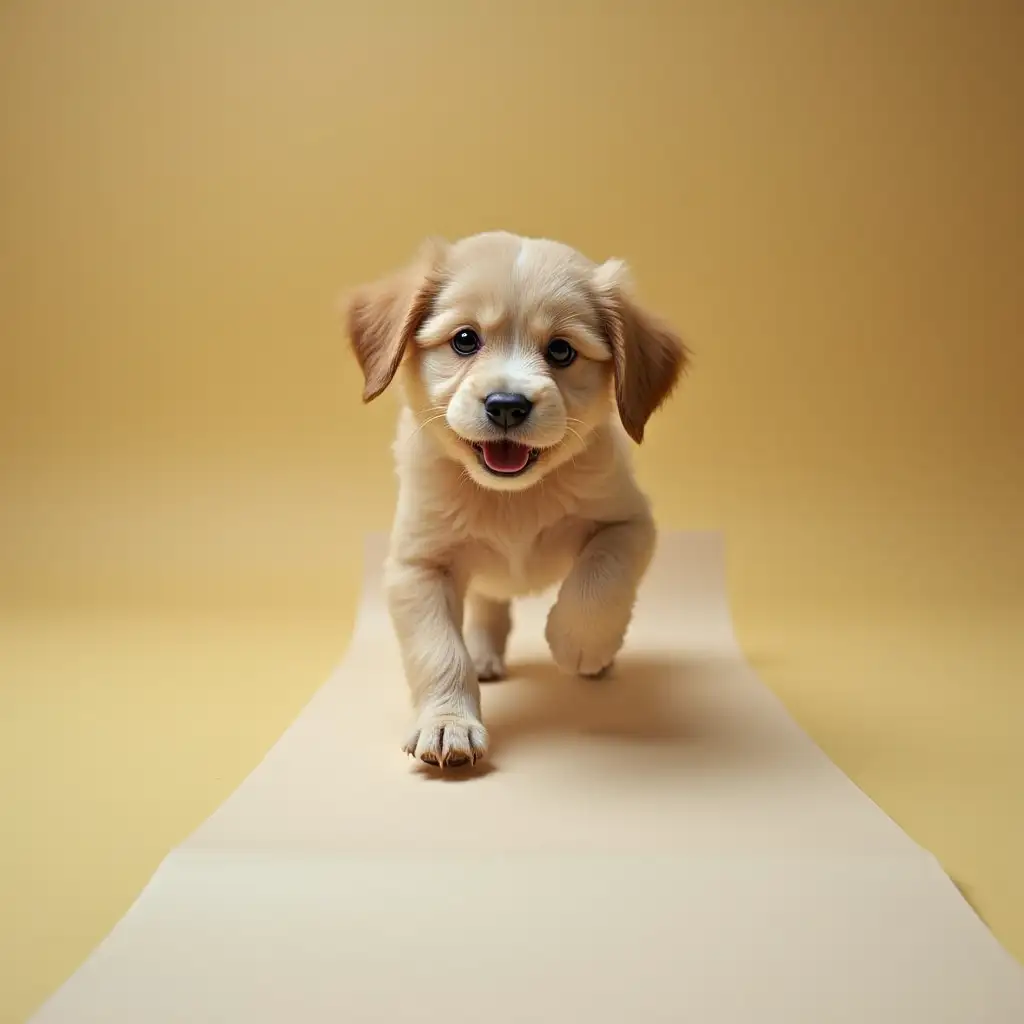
[
  {"xmin": 346, "ymin": 232, "xmax": 687, "ymax": 492},
  {"xmin": 409, "ymin": 234, "xmax": 616, "ymax": 490}
]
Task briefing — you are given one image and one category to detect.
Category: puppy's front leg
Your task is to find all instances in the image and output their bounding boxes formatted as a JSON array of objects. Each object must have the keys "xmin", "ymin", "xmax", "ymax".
[
  {"xmin": 545, "ymin": 517, "xmax": 656, "ymax": 677},
  {"xmin": 385, "ymin": 557, "xmax": 488, "ymax": 768}
]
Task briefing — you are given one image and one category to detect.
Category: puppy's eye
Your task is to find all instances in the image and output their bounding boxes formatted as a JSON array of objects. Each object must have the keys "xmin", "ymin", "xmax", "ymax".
[
  {"xmin": 545, "ymin": 338, "xmax": 576, "ymax": 367},
  {"xmin": 450, "ymin": 329, "xmax": 481, "ymax": 357}
]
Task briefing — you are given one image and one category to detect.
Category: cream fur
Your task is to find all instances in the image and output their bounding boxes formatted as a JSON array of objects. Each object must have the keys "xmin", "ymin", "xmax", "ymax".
[{"xmin": 344, "ymin": 231, "xmax": 687, "ymax": 768}]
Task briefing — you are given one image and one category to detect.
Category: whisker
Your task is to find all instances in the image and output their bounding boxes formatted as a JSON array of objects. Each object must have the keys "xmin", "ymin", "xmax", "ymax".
[{"xmin": 407, "ymin": 412, "xmax": 448, "ymax": 443}]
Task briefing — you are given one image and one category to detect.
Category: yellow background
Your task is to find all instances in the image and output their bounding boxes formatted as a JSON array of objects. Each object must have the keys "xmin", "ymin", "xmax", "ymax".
[{"xmin": 1, "ymin": 0, "xmax": 1022, "ymax": 1019}]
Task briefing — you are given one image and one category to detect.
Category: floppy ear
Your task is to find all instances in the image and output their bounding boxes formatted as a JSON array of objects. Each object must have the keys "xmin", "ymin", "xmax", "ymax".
[
  {"xmin": 591, "ymin": 259, "xmax": 689, "ymax": 444},
  {"xmin": 343, "ymin": 239, "xmax": 447, "ymax": 402}
]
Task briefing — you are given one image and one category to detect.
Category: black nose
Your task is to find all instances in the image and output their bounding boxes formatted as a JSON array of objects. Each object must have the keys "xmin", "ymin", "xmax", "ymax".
[{"xmin": 484, "ymin": 392, "xmax": 533, "ymax": 429}]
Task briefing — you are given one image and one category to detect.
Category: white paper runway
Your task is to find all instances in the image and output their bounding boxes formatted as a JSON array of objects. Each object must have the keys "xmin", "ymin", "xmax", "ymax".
[{"xmin": 29, "ymin": 534, "xmax": 1024, "ymax": 1022}]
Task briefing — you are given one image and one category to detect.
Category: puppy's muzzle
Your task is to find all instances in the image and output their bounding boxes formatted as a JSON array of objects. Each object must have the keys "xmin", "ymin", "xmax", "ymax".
[{"xmin": 483, "ymin": 392, "xmax": 533, "ymax": 430}]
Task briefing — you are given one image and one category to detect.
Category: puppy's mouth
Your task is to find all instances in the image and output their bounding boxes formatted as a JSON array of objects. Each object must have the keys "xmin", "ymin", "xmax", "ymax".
[{"xmin": 470, "ymin": 440, "xmax": 540, "ymax": 477}]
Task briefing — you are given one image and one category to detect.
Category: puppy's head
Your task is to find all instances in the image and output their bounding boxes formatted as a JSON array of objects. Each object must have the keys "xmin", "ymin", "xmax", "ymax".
[{"xmin": 345, "ymin": 232, "xmax": 687, "ymax": 491}]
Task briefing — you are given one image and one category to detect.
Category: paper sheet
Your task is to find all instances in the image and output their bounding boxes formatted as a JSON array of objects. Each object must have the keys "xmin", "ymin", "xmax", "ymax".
[{"xmin": 29, "ymin": 533, "xmax": 1024, "ymax": 1022}]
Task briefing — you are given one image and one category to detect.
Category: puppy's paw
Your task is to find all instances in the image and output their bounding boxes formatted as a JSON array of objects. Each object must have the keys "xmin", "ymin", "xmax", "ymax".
[
  {"xmin": 403, "ymin": 712, "xmax": 489, "ymax": 769},
  {"xmin": 545, "ymin": 600, "xmax": 627, "ymax": 678},
  {"xmin": 465, "ymin": 634, "xmax": 506, "ymax": 682},
  {"xmin": 473, "ymin": 651, "xmax": 506, "ymax": 682},
  {"xmin": 581, "ymin": 660, "xmax": 614, "ymax": 681}
]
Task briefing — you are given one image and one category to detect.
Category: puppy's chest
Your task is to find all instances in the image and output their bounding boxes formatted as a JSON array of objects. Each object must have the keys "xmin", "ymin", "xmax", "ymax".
[{"xmin": 457, "ymin": 514, "xmax": 591, "ymax": 598}]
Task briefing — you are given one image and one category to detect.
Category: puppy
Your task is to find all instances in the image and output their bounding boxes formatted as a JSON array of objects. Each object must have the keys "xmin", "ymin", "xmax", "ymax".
[{"xmin": 344, "ymin": 231, "xmax": 687, "ymax": 768}]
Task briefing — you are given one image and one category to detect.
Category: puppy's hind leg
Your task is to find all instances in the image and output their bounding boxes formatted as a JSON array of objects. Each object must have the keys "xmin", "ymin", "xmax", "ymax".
[{"xmin": 464, "ymin": 591, "xmax": 512, "ymax": 682}]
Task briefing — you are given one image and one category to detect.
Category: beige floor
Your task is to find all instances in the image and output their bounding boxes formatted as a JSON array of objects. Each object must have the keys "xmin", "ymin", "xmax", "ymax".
[
  {"xmin": 2, "ymin": 516, "xmax": 1022, "ymax": 1023},
  {"xmin": 2, "ymin": 1, "xmax": 1022, "ymax": 1021}
]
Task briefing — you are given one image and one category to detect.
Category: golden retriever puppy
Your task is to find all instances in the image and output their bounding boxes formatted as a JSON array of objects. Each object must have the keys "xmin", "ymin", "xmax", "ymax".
[{"xmin": 344, "ymin": 231, "xmax": 687, "ymax": 768}]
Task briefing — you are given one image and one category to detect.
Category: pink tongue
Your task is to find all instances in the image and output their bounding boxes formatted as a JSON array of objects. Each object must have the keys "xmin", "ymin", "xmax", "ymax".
[{"xmin": 482, "ymin": 441, "xmax": 531, "ymax": 473}]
